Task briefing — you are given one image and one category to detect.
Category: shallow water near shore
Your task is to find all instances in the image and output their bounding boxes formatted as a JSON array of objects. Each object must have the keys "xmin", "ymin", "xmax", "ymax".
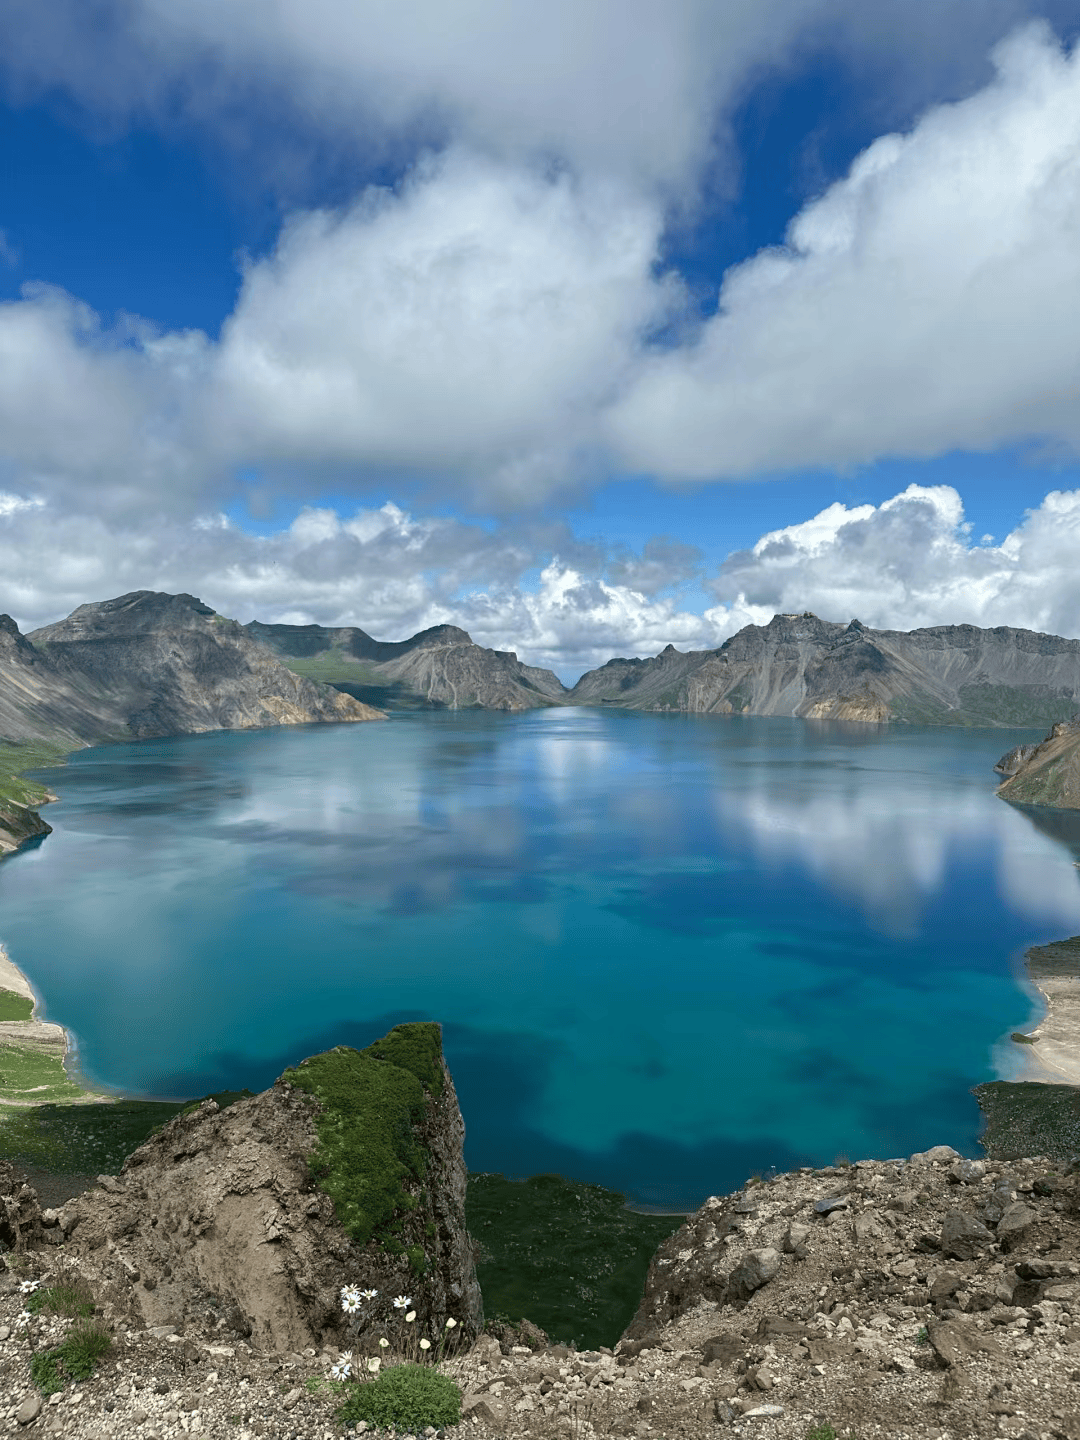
[{"xmin": 4, "ymin": 708, "xmax": 1080, "ymax": 1209}]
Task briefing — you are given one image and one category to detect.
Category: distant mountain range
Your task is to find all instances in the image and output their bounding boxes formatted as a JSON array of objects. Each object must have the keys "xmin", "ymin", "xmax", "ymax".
[
  {"xmin": 254, "ymin": 607, "xmax": 1080, "ymax": 730},
  {"xmin": 4, "ymin": 593, "xmax": 1080, "ymax": 841},
  {"xmin": 3, "ymin": 594, "xmax": 1080, "ymax": 736}
]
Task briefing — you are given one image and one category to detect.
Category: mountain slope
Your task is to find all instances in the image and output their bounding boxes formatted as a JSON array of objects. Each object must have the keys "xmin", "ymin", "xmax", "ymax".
[
  {"xmin": 245, "ymin": 620, "xmax": 568, "ymax": 711},
  {"xmin": 996, "ymin": 716, "xmax": 1080, "ymax": 807},
  {"xmin": 570, "ymin": 613, "xmax": 1080, "ymax": 726},
  {"xmin": 23, "ymin": 592, "xmax": 385, "ymax": 740}
]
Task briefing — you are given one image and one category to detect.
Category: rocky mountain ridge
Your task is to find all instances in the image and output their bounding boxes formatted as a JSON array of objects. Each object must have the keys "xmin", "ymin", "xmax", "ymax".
[
  {"xmin": 570, "ymin": 613, "xmax": 1080, "ymax": 728},
  {"xmin": 244, "ymin": 620, "xmax": 567, "ymax": 712}
]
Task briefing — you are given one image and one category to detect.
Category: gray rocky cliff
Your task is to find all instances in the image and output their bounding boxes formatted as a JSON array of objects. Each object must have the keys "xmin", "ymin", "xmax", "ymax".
[
  {"xmin": 996, "ymin": 716, "xmax": 1080, "ymax": 808},
  {"xmin": 245, "ymin": 619, "xmax": 568, "ymax": 711},
  {"xmin": 26, "ymin": 591, "xmax": 385, "ymax": 739},
  {"xmin": 52, "ymin": 1030, "xmax": 482, "ymax": 1355},
  {"xmin": 571, "ymin": 613, "xmax": 1080, "ymax": 727}
]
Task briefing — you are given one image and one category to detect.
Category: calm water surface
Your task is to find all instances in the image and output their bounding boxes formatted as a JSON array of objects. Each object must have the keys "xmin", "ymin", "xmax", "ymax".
[{"xmin": 5, "ymin": 709, "xmax": 1080, "ymax": 1209}]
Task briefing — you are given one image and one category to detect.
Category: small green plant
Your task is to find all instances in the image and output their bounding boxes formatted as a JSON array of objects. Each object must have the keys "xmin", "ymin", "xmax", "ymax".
[
  {"xmin": 806, "ymin": 1425, "xmax": 838, "ymax": 1440},
  {"xmin": 29, "ymin": 1351, "xmax": 63, "ymax": 1397},
  {"xmin": 916, "ymin": 1326, "xmax": 929, "ymax": 1346},
  {"xmin": 337, "ymin": 1363, "xmax": 461, "ymax": 1430},
  {"xmin": 30, "ymin": 1320, "xmax": 112, "ymax": 1394},
  {"xmin": 26, "ymin": 1282, "xmax": 95, "ymax": 1320}
]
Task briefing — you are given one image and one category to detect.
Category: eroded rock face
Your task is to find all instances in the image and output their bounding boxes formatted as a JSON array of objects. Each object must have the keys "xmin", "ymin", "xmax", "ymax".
[
  {"xmin": 570, "ymin": 612, "xmax": 1080, "ymax": 728},
  {"xmin": 55, "ymin": 1042, "xmax": 482, "ymax": 1355},
  {"xmin": 0, "ymin": 1160, "xmax": 47, "ymax": 1252},
  {"xmin": 996, "ymin": 715, "xmax": 1080, "ymax": 808}
]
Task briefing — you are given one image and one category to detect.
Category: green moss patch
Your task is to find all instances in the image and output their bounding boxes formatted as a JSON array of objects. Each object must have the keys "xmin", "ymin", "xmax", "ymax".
[
  {"xmin": 0, "ymin": 989, "xmax": 34, "ymax": 1022},
  {"xmin": 363, "ymin": 1023, "xmax": 444, "ymax": 1098},
  {"xmin": 466, "ymin": 1172, "xmax": 684, "ymax": 1351},
  {"xmin": 281, "ymin": 1024, "xmax": 444, "ymax": 1247}
]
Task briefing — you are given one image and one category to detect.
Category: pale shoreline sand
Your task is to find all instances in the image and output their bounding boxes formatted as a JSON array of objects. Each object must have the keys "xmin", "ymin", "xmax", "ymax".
[{"xmin": 1010, "ymin": 935, "xmax": 1080, "ymax": 1086}]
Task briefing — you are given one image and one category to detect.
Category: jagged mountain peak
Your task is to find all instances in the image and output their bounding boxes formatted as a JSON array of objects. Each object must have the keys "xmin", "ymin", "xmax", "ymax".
[{"xmin": 29, "ymin": 590, "xmax": 218, "ymax": 641}]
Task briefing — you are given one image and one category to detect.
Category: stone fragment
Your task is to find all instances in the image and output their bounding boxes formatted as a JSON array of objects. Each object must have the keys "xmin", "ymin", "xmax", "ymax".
[
  {"xmin": 700, "ymin": 1332, "xmax": 743, "ymax": 1367},
  {"xmin": 854, "ymin": 1211, "xmax": 885, "ymax": 1245},
  {"xmin": 814, "ymin": 1197, "xmax": 848, "ymax": 1215},
  {"xmin": 948, "ymin": 1159, "xmax": 986, "ymax": 1184},
  {"xmin": 15, "ymin": 1397, "xmax": 41, "ymax": 1426},
  {"xmin": 930, "ymin": 1271, "xmax": 963, "ymax": 1304},
  {"xmin": 742, "ymin": 1404, "xmax": 784, "ymax": 1417},
  {"xmin": 927, "ymin": 1319, "xmax": 1003, "ymax": 1367},
  {"xmin": 727, "ymin": 1248, "xmax": 780, "ymax": 1302},
  {"xmin": 980, "ymin": 1179, "xmax": 1016, "ymax": 1226},
  {"xmin": 940, "ymin": 1209, "xmax": 995, "ymax": 1260},
  {"xmin": 913, "ymin": 1146, "xmax": 961, "ymax": 1163},
  {"xmin": 1017, "ymin": 1258, "xmax": 1056, "ymax": 1280},
  {"xmin": 783, "ymin": 1223, "xmax": 810, "ymax": 1252},
  {"xmin": 282, "ymin": 1388, "xmax": 301, "ymax": 1409},
  {"xmin": 998, "ymin": 1202, "xmax": 1038, "ymax": 1250},
  {"xmin": 461, "ymin": 1395, "xmax": 503, "ymax": 1425}
]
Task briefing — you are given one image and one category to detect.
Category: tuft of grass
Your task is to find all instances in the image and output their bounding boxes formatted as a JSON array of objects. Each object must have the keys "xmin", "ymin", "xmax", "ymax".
[
  {"xmin": 31, "ymin": 1320, "xmax": 112, "ymax": 1394},
  {"xmin": 282, "ymin": 1025, "xmax": 444, "ymax": 1247},
  {"xmin": 336, "ymin": 1363, "xmax": 461, "ymax": 1431},
  {"xmin": 806, "ymin": 1426, "xmax": 838, "ymax": 1440},
  {"xmin": 26, "ymin": 1282, "xmax": 95, "ymax": 1320}
]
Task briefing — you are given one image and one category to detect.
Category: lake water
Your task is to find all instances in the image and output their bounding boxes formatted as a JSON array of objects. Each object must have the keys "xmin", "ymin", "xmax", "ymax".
[{"xmin": 4, "ymin": 709, "xmax": 1080, "ymax": 1210}]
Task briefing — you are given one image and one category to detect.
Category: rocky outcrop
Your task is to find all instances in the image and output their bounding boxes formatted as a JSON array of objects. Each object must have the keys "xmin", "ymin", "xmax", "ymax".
[
  {"xmin": 245, "ymin": 620, "xmax": 568, "ymax": 711},
  {"xmin": 7, "ymin": 1139, "xmax": 1080, "ymax": 1437},
  {"xmin": 52, "ymin": 1028, "xmax": 481, "ymax": 1355},
  {"xmin": 996, "ymin": 716, "xmax": 1080, "ymax": 807},
  {"xmin": 0, "ymin": 800, "xmax": 51, "ymax": 855},
  {"xmin": 571, "ymin": 612, "xmax": 1080, "ymax": 727},
  {"xmin": 24, "ymin": 591, "xmax": 384, "ymax": 740}
]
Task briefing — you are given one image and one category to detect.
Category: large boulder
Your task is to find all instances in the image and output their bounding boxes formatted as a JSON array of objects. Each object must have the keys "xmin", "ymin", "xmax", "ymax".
[{"xmin": 55, "ymin": 1023, "xmax": 483, "ymax": 1353}]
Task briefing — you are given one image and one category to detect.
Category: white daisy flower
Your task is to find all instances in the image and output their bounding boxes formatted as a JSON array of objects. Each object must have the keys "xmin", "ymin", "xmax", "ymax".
[{"xmin": 392, "ymin": 1294, "xmax": 412, "ymax": 1309}]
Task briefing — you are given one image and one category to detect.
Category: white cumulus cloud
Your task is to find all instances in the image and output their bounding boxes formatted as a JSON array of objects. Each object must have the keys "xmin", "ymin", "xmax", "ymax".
[
  {"xmin": 211, "ymin": 150, "xmax": 677, "ymax": 504},
  {"xmin": 705, "ymin": 483, "xmax": 1080, "ymax": 639},
  {"xmin": 607, "ymin": 20, "xmax": 1080, "ymax": 481}
]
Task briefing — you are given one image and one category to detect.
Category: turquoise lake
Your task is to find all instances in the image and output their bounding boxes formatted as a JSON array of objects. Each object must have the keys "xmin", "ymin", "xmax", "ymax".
[{"xmin": 5, "ymin": 708, "xmax": 1080, "ymax": 1210}]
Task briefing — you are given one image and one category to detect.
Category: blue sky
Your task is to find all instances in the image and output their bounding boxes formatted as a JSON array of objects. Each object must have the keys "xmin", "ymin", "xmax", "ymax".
[{"xmin": 3, "ymin": 2, "xmax": 1080, "ymax": 679}]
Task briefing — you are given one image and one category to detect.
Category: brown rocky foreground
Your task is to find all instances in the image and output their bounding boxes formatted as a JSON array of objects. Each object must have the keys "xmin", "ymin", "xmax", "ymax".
[{"xmin": 5, "ymin": 1142, "xmax": 1080, "ymax": 1439}]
